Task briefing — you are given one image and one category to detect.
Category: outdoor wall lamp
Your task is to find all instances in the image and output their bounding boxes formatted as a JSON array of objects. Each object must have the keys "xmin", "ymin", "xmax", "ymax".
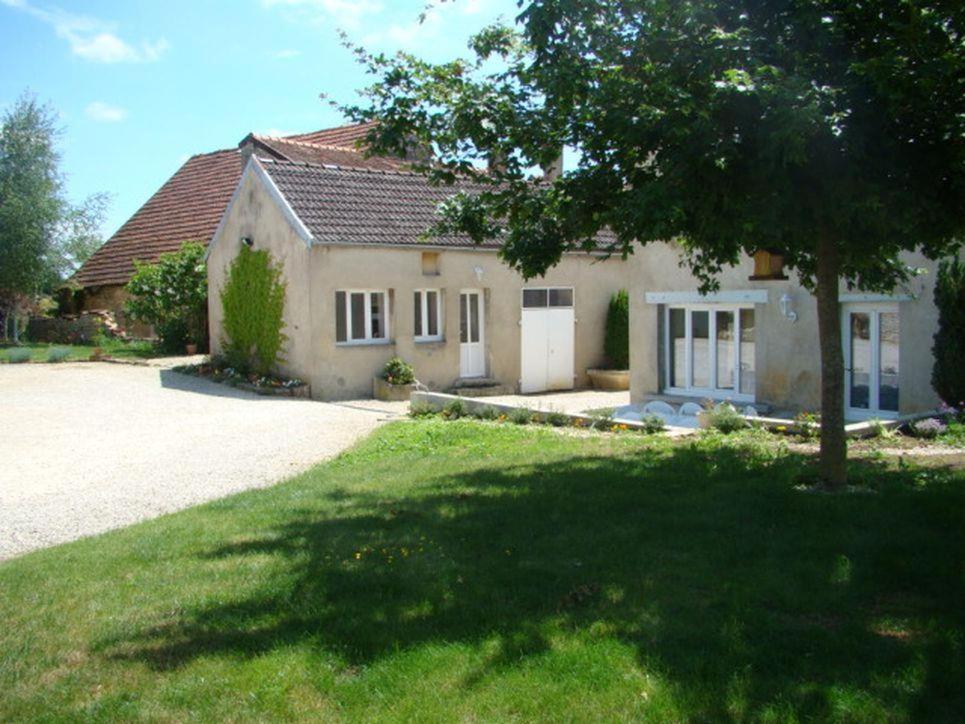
[
  {"xmin": 473, "ymin": 265, "xmax": 484, "ymax": 281},
  {"xmin": 241, "ymin": 236, "xmax": 254, "ymax": 248},
  {"xmin": 779, "ymin": 292, "xmax": 798, "ymax": 323}
]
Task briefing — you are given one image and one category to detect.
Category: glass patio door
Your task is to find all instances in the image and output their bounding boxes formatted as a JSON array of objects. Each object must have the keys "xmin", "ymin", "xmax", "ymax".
[
  {"xmin": 843, "ymin": 304, "xmax": 900, "ymax": 419},
  {"xmin": 665, "ymin": 305, "xmax": 755, "ymax": 401}
]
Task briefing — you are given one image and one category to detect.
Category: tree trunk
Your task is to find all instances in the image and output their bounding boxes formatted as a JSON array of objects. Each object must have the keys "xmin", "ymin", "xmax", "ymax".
[{"xmin": 815, "ymin": 234, "xmax": 847, "ymax": 488}]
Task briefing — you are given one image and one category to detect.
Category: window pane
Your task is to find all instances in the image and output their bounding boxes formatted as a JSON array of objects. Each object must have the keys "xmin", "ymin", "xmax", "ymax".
[
  {"xmin": 522, "ymin": 289, "xmax": 547, "ymax": 308},
  {"xmin": 739, "ymin": 309, "xmax": 756, "ymax": 396},
  {"xmin": 335, "ymin": 291, "xmax": 347, "ymax": 342},
  {"xmin": 470, "ymin": 293, "xmax": 480, "ymax": 343},
  {"xmin": 350, "ymin": 293, "xmax": 365, "ymax": 340},
  {"xmin": 426, "ymin": 291, "xmax": 439, "ymax": 337},
  {"xmin": 549, "ymin": 288, "xmax": 573, "ymax": 307},
  {"xmin": 849, "ymin": 312, "xmax": 871, "ymax": 409},
  {"xmin": 716, "ymin": 311, "xmax": 735, "ymax": 390},
  {"xmin": 668, "ymin": 308, "xmax": 685, "ymax": 388},
  {"xmin": 460, "ymin": 294, "xmax": 468, "ymax": 343},
  {"xmin": 691, "ymin": 311, "xmax": 710, "ymax": 388},
  {"xmin": 414, "ymin": 291, "xmax": 423, "ymax": 336},
  {"xmin": 879, "ymin": 311, "xmax": 899, "ymax": 412},
  {"xmin": 370, "ymin": 292, "xmax": 385, "ymax": 339}
]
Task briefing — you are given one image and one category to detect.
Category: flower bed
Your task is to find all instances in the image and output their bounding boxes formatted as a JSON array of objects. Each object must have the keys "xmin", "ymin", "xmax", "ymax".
[{"xmin": 173, "ymin": 361, "xmax": 309, "ymax": 398}]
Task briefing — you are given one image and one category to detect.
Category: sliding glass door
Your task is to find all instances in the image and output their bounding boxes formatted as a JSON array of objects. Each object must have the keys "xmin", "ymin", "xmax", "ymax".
[{"xmin": 664, "ymin": 305, "xmax": 756, "ymax": 401}]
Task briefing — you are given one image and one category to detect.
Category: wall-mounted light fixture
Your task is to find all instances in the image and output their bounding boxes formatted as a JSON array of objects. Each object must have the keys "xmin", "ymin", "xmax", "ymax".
[
  {"xmin": 779, "ymin": 292, "xmax": 798, "ymax": 323},
  {"xmin": 473, "ymin": 265, "xmax": 484, "ymax": 281},
  {"xmin": 241, "ymin": 236, "xmax": 254, "ymax": 248}
]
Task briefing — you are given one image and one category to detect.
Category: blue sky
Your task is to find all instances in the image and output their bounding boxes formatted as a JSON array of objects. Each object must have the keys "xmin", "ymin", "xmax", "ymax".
[{"xmin": 0, "ymin": 0, "xmax": 520, "ymax": 238}]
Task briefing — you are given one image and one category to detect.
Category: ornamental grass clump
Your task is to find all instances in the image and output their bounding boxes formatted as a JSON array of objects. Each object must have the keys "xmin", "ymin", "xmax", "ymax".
[
  {"xmin": 509, "ymin": 407, "xmax": 533, "ymax": 425},
  {"xmin": 382, "ymin": 357, "xmax": 415, "ymax": 385},
  {"xmin": 472, "ymin": 405, "xmax": 499, "ymax": 421},
  {"xmin": 441, "ymin": 400, "xmax": 467, "ymax": 420},
  {"xmin": 46, "ymin": 347, "xmax": 70, "ymax": 363},
  {"xmin": 545, "ymin": 409, "xmax": 569, "ymax": 427},
  {"xmin": 704, "ymin": 403, "xmax": 747, "ymax": 434},
  {"xmin": 639, "ymin": 414, "xmax": 666, "ymax": 434},
  {"xmin": 408, "ymin": 401, "xmax": 437, "ymax": 418},
  {"xmin": 6, "ymin": 348, "xmax": 31, "ymax": 363}
]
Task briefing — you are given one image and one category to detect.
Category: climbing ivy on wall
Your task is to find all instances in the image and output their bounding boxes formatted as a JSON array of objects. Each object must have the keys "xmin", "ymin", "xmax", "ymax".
[{"xmin": 220, "ymin": 245, "xmax": 287, "ymax": 375}]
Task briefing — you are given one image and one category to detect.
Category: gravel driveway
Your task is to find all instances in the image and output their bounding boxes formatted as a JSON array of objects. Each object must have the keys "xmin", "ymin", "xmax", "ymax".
[{"xmin": 0, "ymin": 362, "xmax": 397, "ymax": 560}]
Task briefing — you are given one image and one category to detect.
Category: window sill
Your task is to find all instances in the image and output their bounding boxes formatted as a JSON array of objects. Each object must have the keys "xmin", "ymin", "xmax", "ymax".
[
  {"xmin": 335, "ymin": 339, "xmax": 393, "ymax": 347},
  {"xmin": 415, "ymin": 337, "xmax": 445, "ymax": 345}
]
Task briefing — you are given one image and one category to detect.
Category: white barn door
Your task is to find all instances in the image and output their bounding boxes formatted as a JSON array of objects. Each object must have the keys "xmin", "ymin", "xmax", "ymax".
[{"xmin": 520, "ymin": 288, "xmax": 575, "ymax": 393}]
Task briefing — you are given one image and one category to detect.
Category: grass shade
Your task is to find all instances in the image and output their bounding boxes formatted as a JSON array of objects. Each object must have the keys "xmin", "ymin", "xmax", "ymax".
[{"xmin": 1, "ymin": 421, "xmax": 963, "ymax": 721}]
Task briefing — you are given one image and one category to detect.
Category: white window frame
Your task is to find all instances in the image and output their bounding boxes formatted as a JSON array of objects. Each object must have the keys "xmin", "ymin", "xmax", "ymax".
[
  {"xmin": 663, "ymin": 303, "xmax": 756, "ymax": 402},
  {"xmin": 414, "ymin": 289, "xmax": 443, "ymax": 342},
  {"xmin": 520, "ymin": 286, "xmax": 575, "ymax": 309},
  {"xmin": 335, "ymin": 289, "xmax": 391, "ymax": 345},
  {"xmin": 842, "ymin": 303, "xmax": 900, "ymax": 420}
]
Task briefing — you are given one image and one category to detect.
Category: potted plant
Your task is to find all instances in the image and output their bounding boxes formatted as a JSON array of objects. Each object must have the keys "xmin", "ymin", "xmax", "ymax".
[
  {"xmin": 587, "ymin": 290, "xmax": 630, "ymax": 390},
  {"xmin": 374, "ymin": 357, "xmax": 418, "ymax": 401}
]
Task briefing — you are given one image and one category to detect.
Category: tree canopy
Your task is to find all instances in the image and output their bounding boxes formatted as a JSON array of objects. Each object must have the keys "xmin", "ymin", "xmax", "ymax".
[
  {"xmin": 345, "ymin": 0, "xmax": 964, "ymax": 485},
  {"xmin": 0, "ymin": 92, "xmax": 108, "ymax": 310}
]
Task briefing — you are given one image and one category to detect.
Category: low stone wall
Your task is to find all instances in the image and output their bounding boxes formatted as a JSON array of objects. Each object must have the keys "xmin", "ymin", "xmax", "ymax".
[{"xmin": 410, "ymin": 391, "xmax": 658, "ymax": 432}]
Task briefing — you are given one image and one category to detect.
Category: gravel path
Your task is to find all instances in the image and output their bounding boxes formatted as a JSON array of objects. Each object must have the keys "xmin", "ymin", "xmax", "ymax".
[{"xmin": 0, "ymin": 362, "xmax": 396, "ymax": 560}]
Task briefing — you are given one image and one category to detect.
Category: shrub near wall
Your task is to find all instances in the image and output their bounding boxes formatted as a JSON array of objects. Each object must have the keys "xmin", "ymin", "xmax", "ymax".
[
  {"xmin": 605, "ymin": 290, "xmax": 630, "ymax": 370},
  {"xmin": 932, "ymin": 257, "xmax": 965, "ymax": 406},
  {"xmin": 220, "ymin": 246, "xmax": 287, "ymax": 376}
]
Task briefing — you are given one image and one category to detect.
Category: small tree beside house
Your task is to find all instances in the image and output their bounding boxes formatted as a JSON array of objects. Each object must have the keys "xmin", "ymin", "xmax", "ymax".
[
  {"xmin": 345, "ymin": 0, "xmax": 965, "ymax": 487},
  {"xmin": 125, "ymin": 242, "xmax": 207, "ymax": 353},
  {"xmin": 932, "ymin": 257, "xmax": 965, "ymax": 409}
]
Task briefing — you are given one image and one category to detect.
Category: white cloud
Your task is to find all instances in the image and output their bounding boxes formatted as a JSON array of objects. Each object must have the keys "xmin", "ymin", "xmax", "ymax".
[
  {"xmin": 362, "ymin": 6, "xmax": 444, "ymax": 49},
  {"xmin": 261, "ymin": 0, "xmax": 383, "ymax": 30},
  {"xmin": 2, "ymin": 0, "xmax": 168, "ymax": 63},
  {"xmin": 274, "ymin": 48, "xmax": 301, "ymax": 59},
  {"xmin": 85, "ymin": 101, "xmax": 127, "ymax": 122}
]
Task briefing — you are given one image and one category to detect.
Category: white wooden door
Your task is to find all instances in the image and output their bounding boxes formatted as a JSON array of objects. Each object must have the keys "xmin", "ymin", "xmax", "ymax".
[
  {"xmin": 520, "ymin": 288, "xmax": 575, "ymax": 393},
  {"xmin": 459, "ymin": 290, "xmax": 485, "ymax": 378}
]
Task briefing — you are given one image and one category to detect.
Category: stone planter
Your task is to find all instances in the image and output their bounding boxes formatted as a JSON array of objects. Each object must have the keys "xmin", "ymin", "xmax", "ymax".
[
  {"xmin": 586, "ymin": 369, "xmax": 630, "ymax": 391},
  {"xmin": 374, "ymin": 376, "xmax": 417, "ymax": 401},
  {"xmin": 185, "ymin": 343, "xmax": 198, "ymax": 355},
  {"xmin": 237, "ymin": 381, "xmax": 310, "ymax": 398}
]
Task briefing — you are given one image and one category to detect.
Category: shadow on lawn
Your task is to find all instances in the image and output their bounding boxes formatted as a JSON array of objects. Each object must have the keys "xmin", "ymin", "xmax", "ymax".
[{"xmin": 99, "ymin": 443, "xmax": 965, "ymax": 719}]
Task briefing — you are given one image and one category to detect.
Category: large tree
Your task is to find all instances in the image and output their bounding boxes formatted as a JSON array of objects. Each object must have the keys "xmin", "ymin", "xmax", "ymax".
[
  {"xmin": 345, "ymin": 0, "xmax": 965, "ymax": 487},
  {"xmin": 0, "ymin": 92, "xmax": 107, "ymax": 340}
]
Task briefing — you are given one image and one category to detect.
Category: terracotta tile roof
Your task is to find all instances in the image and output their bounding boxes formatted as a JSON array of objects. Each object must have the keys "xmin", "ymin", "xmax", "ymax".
[
  {"xmin": 260, "ymin": 159, "xmax": 500, "ymax": 249},
  {"xmin": 282, "ymin": 121, "xmax": 376, "ymax": 147},
  {"xmin": 74, "ymin": 149, "xmax": 244, "ymax": 287},
  {"xmin": 251, "ymin": 135, "xmax": 408, "ymax": 171},
  {"xmin": 73, "ymin": 123, "xmax": 398, "ymax": 287}
]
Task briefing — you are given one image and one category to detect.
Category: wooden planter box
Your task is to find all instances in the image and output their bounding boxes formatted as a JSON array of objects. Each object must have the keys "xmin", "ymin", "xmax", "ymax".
[
  {"xmin": 374, "ymin": 376, "xmax": 417, "ymax": 401},
  {"xmin": 587, "ymin": 369, "xmax": 630, "ymax": 391}
]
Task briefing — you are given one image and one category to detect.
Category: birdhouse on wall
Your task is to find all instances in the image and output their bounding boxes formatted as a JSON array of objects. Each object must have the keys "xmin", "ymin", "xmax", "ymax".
[{"xmin": 750, "ymin": 249, "xmax": 788, "ymax": 280}]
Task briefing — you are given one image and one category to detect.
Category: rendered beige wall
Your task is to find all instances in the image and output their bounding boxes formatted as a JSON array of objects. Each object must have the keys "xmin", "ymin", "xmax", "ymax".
[
  {"xmin": 628, "ymin": 243, "xmax": 942, "ymax": 415},
  {"xmin": 208, "ymin": 170, "xmax": 629, "ymax": 400}
]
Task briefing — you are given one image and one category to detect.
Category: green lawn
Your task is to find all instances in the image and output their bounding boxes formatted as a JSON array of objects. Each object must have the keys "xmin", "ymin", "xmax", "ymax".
[
  {"xmin": 1, "ymin": 339, "xmax": 156, "ymax": 363},
  {"xmin": 1, "ymin": 421, "xmax": 963, "ymax": 721}
]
